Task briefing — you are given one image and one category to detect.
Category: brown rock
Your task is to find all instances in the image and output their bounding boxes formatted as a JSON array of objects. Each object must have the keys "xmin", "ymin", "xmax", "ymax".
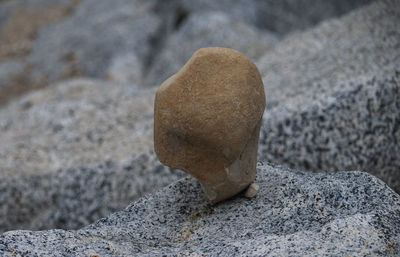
[{"xmin": 154, "ymin": 47, "xmax": 266, "ymax": 204}]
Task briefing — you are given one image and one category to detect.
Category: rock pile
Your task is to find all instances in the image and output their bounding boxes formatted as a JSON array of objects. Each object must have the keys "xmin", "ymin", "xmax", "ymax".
[
  {"xmin": 0, "ymin": 1, "xmax": 399, "ymax": 249},
  {"xmin": 0, "ymin": 0, "xmax": 372, "ymax": 101}
]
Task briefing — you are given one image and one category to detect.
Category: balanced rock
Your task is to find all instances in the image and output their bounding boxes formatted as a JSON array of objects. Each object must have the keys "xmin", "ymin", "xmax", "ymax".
[{"xmin": 154, "ymin": 47, "xmax": 266, "ymax": 204}]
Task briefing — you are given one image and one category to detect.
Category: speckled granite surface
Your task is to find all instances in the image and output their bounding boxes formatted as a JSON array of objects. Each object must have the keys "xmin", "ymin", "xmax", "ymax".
[
  {"xmin": 0, "ymin": 152, "xmax": 185, "ymax": 233},
  {"xmin": 258, "ymin": 0, "xmax": 400, "ymax": 193},
  {"xmin": 0, "ymin": 0, "xmax": 398, "ymax": 236},
  {"xmin": 259, "ymin": 72, "xmax": 400, "ymax": 193},
  {"xmin": 1, "ymin": 164, "xmax": 399, "ymax": 256}
]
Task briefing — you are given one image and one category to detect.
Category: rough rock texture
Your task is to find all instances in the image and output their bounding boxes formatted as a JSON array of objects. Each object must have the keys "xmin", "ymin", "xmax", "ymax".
[
  {"xmin": 0, "ymin": 79, "xmax": 162, "ymax": 233},
  {"xmin": 28, "ymin": 0, "xmax": 160, "ymax": 83},
  {"xmin": 0, "ymin": 0, "xmax": 372, "ymax": 103},
  {"xmin": 256, "ymin": 0, "xmax": 400, "ymax": 109},
  {"xmin": 0, "ymin": 0, "xmax": 398, "ymax": 234},
  {"xmin": 260, "ymin": 73, "xmax": 400, "ymax": 193},
  {"xmin": 154, "ymin": 48, "xmax": 266, "ymax": 203},
  {"xmin": 0, "ymin": 79, "xmax": 154, "ymax": 175},
  {"xmin": 0, "ymin": 152, "xmax": 185, "ymax": 233},
  {"xmin": 146, "ymin": 11, "xmax": 277, "ymax": 86},
  {"xmin": 156, "ymin": 0, "xmax": 372, "ymax": 35},
  {"xmin": 257, "ymin": 0, "xmax": 400, "ymax": 192},
  {"xmin": 1, "ymin": 164, "xmax": 399, "ymax": 256}
]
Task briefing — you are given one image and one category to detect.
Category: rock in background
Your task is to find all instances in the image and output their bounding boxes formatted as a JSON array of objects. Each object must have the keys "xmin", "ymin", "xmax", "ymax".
[
  {"xmin": 0, "ymin": 152, "xmax": 185, "ymax": 233},
  {"xmin": 0, "ymin": 0, "xmax": 399, "ymax": 238},
  {"xmin": 0, "ymin": 79, "xmax": 189, "ymax": 232},
  {"xmin": 28, "ymin": 0, "xmax": 161, "ymax": 85},
  {"xmin": 0, "ymin": 79, "xmax": 155, "ymax": 175},
  {"xmin": 260, "ymin": 74, "xmax": 400, "ymax": 191},
  {"xmin": 1, "ymin": 164, "xmax": 399, "ymax": 256},
  {"xmin": 154, "ymin": 0, "xmax": 372, "ymax": 36},
  {"xmin": 145, "ymin": 11, "xmax": 278, "ymax": 86},
  {"xmin": 257, "ymin": 0, "xmax": 400, "ymax": 192},
  {"xmin": 0, "ymin": 0, "xmax": 82, "ymax": 104},
  {"xmin": 0, "ymin": 0, "xmax": 372, "ymax": 104}
]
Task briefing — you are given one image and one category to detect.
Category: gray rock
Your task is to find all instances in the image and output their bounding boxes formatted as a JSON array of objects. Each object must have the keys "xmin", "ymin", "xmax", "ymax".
[
  {"xmin": 145, "ymin": 11, "xmax": 278, "ymax": 86},
  {"xmin": 252, "ymin": 0, "xmax": 373, "ymax": 34},
  {"xmin": 0, "ymin": 2, "xmax": 14, "ymax": 32},
  {"xmin": 0, "ymin": 0, "xmax": 84, "ymax": 105},
  {"xmin": 0, "ymin": 77, "xmax": 168, "ymax": 233},
  {"xmin": 0, "ymin": 0, "xmax": 398, "ymax": 235},
  {"xmin": 0, "ymin": 78, "xmax": 186, "ymax": 233},
  {"xmin": 256, "ymin": 0, "xmax": 400, "ymax": 109},
  {"xmin": 0, "ymin": 59, "xmax": 24, "ymax": 90},
  {"xmin": 0, "ymin": 152, "xmax": 185, "ymax": 233},
  {"xmin": 3, "ymin": 0, "xmax": 73, "ymax": 10},
  {"xmin": 1, "ymin": 163, "xmax": 399, "ymax": 256},
  {"xmin": 0, "ymin": 79, "xmax": 155, "ymax": 176},
  {"xmin": 155, "ymin": 0, "xmax": 372, "ymax": 36},
  {"xmin": 0, "ymin": 0, "xmax": 73, "ymax": 31},
  {"xmin": 146, "ymin": 0, "xmax": 371, "ymax": 85},
  {"xmin": 259, "ymin": 73, "xmax": 400, "ymax": 194},
  {"xmin": 28, "ymin": 0, "xmax": 160, "ymax": 83},
  {"xmin": 106, "ymin": 53, "xmax": 144, "ymax": 85},
  {"xmin": 257, "ymin": 0, "xmax": 400, "ymax": 192},
  {"xmin": 1, "ymin": 0, "xmax": 373, "ymax": 91}
]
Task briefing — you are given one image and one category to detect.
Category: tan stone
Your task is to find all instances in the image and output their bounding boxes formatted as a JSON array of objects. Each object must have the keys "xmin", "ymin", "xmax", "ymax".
[
  {"xmin": 154, "ymin": 47, "xmax": 266, "ymax": 204},
  {"xmin": 244, "ymin": 183, "xmax": 260, "ymax": 198}
]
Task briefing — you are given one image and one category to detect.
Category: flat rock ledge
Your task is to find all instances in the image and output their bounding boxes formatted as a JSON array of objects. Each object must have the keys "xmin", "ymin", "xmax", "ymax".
[{"xmin": 1, "ymin": 164, "xmax": 399, "ymax": 256}]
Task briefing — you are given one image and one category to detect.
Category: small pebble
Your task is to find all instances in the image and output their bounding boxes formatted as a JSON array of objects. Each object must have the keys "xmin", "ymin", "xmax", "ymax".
[{"xmin": 244, "ymin": 183, "xmax": 259, "ymax": 198}]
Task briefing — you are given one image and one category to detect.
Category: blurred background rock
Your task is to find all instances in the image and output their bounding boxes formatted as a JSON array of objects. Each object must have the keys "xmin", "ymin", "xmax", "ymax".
[{"xmin": 0, "ymin": 0, "xmax": 398, "ymax": 233}]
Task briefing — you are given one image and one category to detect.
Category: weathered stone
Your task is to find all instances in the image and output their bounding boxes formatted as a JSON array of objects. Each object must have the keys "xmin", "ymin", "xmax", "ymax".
[
  {"xmin": 0, "ymin": 79, "xmax": 162, "ymax": 233},
  {"xmin": 257, "ymin": 0, "xmax": 400, "ymax": 192},
  {"xmin": 1, "ymin": 164, "xmax": 399, "ymax": 256},
  {"xmin": 154, "ymin": 47, "xmax": 266, "ymax": 204},
  {"xmin": 0, "ymin": 59, "xmax": 24, "ymax": 90},
  {"xmin": 28, "ymin": 0, "xmax": 160, "ymax": 84},
  {"xmin": 154, "ymin": 0, "xmax": 372, "ymax": 36},
  {"xmin": 0, "ymin": 0, "xmax": 391, "ymax": 234},
  {"xmin": 0, "ymin": 153, "xmax": 185, "ymax": 233},
  {"xmin": 145, "ymin": 11, "xmax": 278, "ymax": 86}
]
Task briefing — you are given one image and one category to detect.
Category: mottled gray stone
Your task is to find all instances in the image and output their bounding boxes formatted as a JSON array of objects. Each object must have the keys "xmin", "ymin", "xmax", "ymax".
[
  {"xmin": 259, "ymin": 73, "xmax": 400, "ymax": 194},
  {"xmin": 0, "ymin": 0, "xmax": 73, "ymax": 30},
  {"xmin": 0, "ymin": 79, "xmax": 159, "ymax": 233},
  {"xmin": 257, "ymin": 0, "xmax": 400, "ymax": 192},
  {"xmin": 1, "ymin": 164, "xmax": 399, "ymax": 256},
  {"xmin": 28, "ymin": 0, "xmax": 160, "ymax": 83},
  {"xmin": 0, "ymin": 79, "xmax": 154, "ymax": 176},
  {"xmin": 0, "ymin": 59, "xmax": 24, "ymax": 90},
  {"xmin": 155, "ymin": 0, "xmax": 372, "ymax": 36},
  {"xmin": 0, "ymin": 152, "xmax": 185, "ymax": 233},
  {"xmin": 1, "ymin": 0, "xmax": 373, "ymax": 89},
  {"xmin": 106, "ymin": 53, "xmax": 143, "ymax": 85},
  {"xmin": 145, "ymin": 11, "xmax": 277, "ymax": 86},
  {"xmin": 0, "ymin": 0, "xmax": 397, "ymax": 236},
  {"xmin": 256, "ymin": 0, "xmax": 399, "ymax": 109}
]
